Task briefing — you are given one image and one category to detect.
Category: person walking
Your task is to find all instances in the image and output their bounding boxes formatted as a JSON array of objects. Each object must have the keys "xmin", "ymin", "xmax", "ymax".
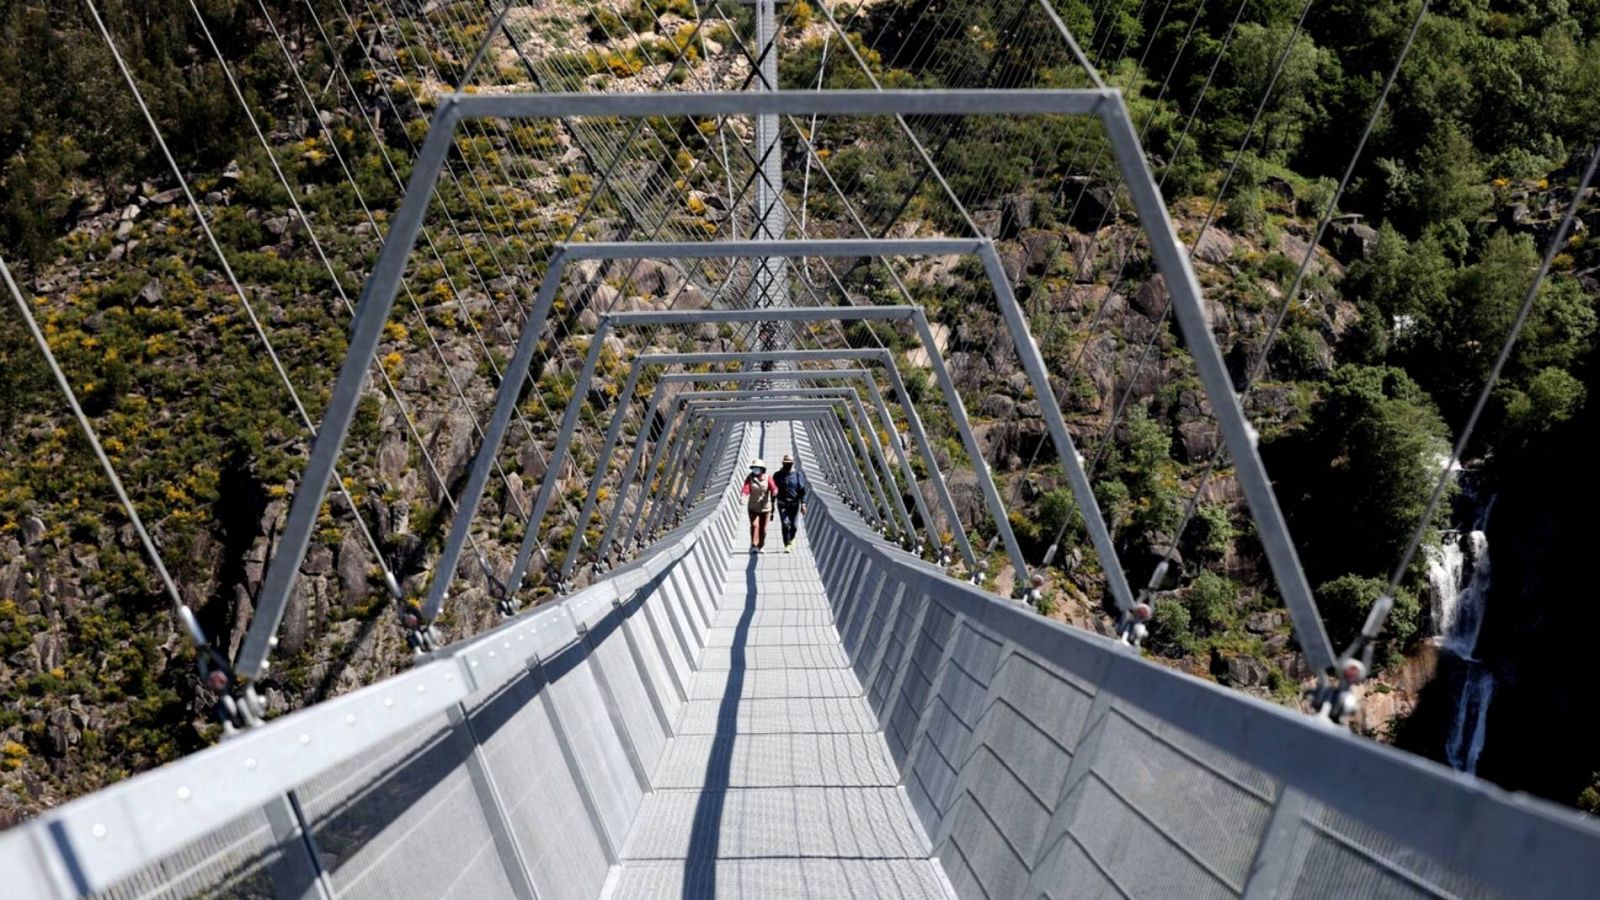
[
  {"xmin": 741, "ymin": 457, "xmax": 777, "ymax": 552},
  {"xmin": 772, "ymin": 453, "xmax": 808, "ymax": 553}
]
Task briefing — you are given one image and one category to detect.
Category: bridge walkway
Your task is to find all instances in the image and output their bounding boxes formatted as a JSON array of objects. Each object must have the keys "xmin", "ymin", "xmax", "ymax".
[{"xmin": 610, "ymin": 530, "xmax": 954, "ymax": 898}]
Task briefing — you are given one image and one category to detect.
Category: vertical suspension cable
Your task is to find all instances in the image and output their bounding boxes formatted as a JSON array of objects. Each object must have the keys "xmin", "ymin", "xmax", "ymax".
[
  {"xmin": 1356, "ymin": 139, "xmax": 1600, "ymax": 662},
  {"xmin": 82, "ymin": 0, "xmax": 399, "ymax": 615},
  {"xmin": 2, "ymin": 253, "xmax": 233, "ymax": 688}
]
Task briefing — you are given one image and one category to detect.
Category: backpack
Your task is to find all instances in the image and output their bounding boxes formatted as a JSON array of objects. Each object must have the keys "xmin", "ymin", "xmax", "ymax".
[
  {"xmin": 746, "ymin": 476, "xmax": 772, "ymax": 515},
  {"xmin": 775, "ymin": 468, "xmax": 808, "ymax": 504}
]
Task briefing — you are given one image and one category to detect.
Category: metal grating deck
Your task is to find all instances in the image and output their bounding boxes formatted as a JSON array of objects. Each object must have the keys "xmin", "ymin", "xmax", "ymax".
[{"xmin": 608, "ymin": 538, "xmax": 955, "ymax": 899}]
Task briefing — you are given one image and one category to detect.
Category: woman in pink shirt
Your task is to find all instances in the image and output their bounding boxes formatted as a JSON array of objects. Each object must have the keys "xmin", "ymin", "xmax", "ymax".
[{"xmin": 741, "ymin": 458, "xmax": 778, "ymax": 552}]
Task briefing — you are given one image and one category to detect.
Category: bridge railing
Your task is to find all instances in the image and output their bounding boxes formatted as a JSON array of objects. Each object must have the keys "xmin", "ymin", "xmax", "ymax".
[
  {"xmin": 0, "ymin": 425, "xmax": 759, "ymax": 899},
  {"xmin": 794, "ymin": 426, "xmax": 1600, "ymax": 900}
]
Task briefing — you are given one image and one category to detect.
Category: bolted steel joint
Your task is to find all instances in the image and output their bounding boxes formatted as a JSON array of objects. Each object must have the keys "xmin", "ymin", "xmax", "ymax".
[
  {"xmin": 1118, "ymin": 600, "xmax": 1152, "ymax": 647},
  {"xmin": 217, "ymin": 682, "xmax": 268, "ymax": 736},
  {"xmin": 402, "ymin": 610, "xmax": 441, "ymax": 655},
  {"xmin": 1314, "ymin": 679, "xmax": 1361, "ymax": 726}
]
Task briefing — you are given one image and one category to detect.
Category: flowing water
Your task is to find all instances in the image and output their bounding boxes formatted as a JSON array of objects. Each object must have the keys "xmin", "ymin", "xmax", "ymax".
[
  {"xmin": 1423, "ymin": 493, "xmax": 1497, "ymax": 774},
  {"xmin": 1425, "ymin": 528, "xmax": 1491, "ymax": 658}
]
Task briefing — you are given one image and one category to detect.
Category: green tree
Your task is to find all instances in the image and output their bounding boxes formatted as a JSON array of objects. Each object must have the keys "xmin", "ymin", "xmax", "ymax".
[
  {"xmin": 1212, "ymin": 22, "xmax": 1333, "ymax": 161},
  {"xmin": 1269, "ymin": 365, "xmax": 1453, "ymax": 583},
  {"xmin": 1499, "ymin": 366, "xmax": 1587, "ymax": 444},
  {"xmin": 1186, "ymin": 570, "xmax": 1238, "ymax": 636},
  {"xmin": 1188, "ymin": 502, "xmax": 1236, "ymax": 561},
  {"xmin": 1317, "ymin": 574, "xmax": 1421, "ymax": 665},
  {"xmin": 0, "ymin": 136, "xmax": 88, "ymax": 263},
  {"xmin": 1415, "ymin": 232, "xmax": 1596, "ymax": 426},
  {"xmin": 1148, "ymin": 596, "xmax": 1196, "ymax": 656}
]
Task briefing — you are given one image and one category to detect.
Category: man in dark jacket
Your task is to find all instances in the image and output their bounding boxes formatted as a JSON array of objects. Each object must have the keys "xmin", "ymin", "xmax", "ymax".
[{"xmin": 772, "ymin": 453, "xmax": 808, "ymax": 553}]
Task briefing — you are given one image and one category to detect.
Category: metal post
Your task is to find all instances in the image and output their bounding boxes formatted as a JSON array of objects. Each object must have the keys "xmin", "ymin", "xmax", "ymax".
[
  {"xmin": 596, "ymin": 389, "xmax": 669, "ymax": 563},
  {"xmin": 877, "ymin": 354, "xmax": 978, "ymax": 569},
  {"xmin": 1099, "ymin": 97, "xmax": 1335, "ymax": 671},
  {"xmin": 240, "ymin": 98, "xmax": 463, "ymax": 679},
  {"xmin": 861, "ymin": 378, "xmax": 939, "ymax": 550},
  {"xmin": 834, "ymin": 404, "xmax": 898, "ymax": 533},
  {"xmin": 687, "ymin": 420, "xmax": 729, "ymax": 504},
  {"xmin": 633, "ymin": 406, "xmax": 698, "ymax": 548},
  {"xmin": 502, "ymin": 311, "xmax": 611, "ymax": 597},
  {"xmin": 847, "ymin": 392, "xmax": 918, "ymax": 541},
  {"xmin": 909, "ymin": 309, "xmax": 1031, "ymax": 586},
  {"xmin": 648, "ymin": 416, "xmax": 708, "ymax": 536},
  {"xmin": 822, "ymin": 415, "xmax": 877, "ymax": 520},
  {"xmin": 750, "ymin": 0, "xmax": 789, "ymax": 314},
  {"xmin": 812, "ymin": 413, "xmax": 864, "ymax": 518},
  {"xmin": 416, "ymin": 248, "xmax": 568, "ymax": 624},
  {"xmin": 560, "ymin": 359, "xmax": 647, "ymax": 581},
  {"xmin": 664, "ymin": 414, "xmax": 717, "ymax": 525},
  {"xmin": 676, "ymin": 421, "xmax": 719, "ymax": 517},
  {"xmin": 973, "ymin": 246, "xmax": 1135, "ymax": 611}
]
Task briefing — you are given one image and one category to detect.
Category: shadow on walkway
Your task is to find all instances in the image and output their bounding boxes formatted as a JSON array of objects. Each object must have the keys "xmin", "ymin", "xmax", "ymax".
[{"xmin": 682, "ymin": 551, "xmax": 758, "ymax": 897}]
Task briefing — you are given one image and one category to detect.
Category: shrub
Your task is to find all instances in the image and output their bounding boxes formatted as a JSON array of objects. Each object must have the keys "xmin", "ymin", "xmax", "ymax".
[
  {"xmin": 1222, "ymin": 187, "xmax": 1267, "ymax": 233},
  {"xmin": 1317, "ymin": 574, "xmax": 1420, "ymax": 667},
  {"xmin": 1190, "ymin": 503, "xmax": 1236, "ymax": 561},
  {"xmin": 1148, "ymin": 597, "xmax": 1195, "ymax": 656},
  {"xmin": 1186, "ymin": 571, "xmax": 1238, "ymax": 636}
]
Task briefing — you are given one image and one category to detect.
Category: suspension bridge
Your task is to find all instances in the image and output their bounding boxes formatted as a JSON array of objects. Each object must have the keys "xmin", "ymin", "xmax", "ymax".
[{"xmin": 3, "ymin": 0, "xmax": 1600, "ymax": 897}]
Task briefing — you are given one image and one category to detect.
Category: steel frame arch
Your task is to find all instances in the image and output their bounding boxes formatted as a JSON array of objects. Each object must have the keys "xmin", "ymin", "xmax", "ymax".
[{"xmin": 244, "ymin": 88, "xmax": 1335, "ymax": 687}]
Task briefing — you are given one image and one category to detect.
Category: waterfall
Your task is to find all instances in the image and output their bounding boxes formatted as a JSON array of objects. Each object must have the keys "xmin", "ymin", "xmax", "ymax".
[
  {"xmin": 1446, "ymin": 667, "xmax": 1495, "ymax": 773},
  {"xmin": 1425, "ymin": 491, "xmax": 1497, "ymax": 774},
  {"xmin": 1426, "ymin": 528, "xmax": 1492, "ymax": 658},
  {"xmin": 1424, "ymin": 538, "xmax": 1465, "ymax": 640}
]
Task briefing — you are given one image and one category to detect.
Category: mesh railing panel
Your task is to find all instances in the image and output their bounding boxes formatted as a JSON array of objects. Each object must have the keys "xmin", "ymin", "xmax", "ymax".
[
  {"xmin": 294, "ymin": 716, "xmax": 515, "ymax": 899},
  {"xmin": 1063, "ymin": 773, "xmax": 1242, "ymax": 900},
  {"xmin": 1090, "ymin": 702, "xmax": 1276, "ymax": 889},
  {"xmin": 886, "ymin": 596, "xmax": 957, "ymax": 762},
  {"xmin": 467, "ymin": 670, "xmax": 612, "ymax": 900},
  {"xmin": 867, "ymin": 590, "xmax": 921, "ymax": 713},
  {"xmin": 89, "ymin": 806, "xmax": 312, "ymax": 900},
  {"xmin": 1287, "ymin": 801, "xmax": 1509, "ymax": 900}
]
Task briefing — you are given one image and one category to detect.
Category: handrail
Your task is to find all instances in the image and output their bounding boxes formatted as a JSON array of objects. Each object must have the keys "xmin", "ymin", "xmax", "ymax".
[
  {"xmin": 798, "ymin": 434, "xmax": 1600, "ymax": 900},
  {"xmin": 0, "ymin": 433, "xmax": 750, "ymax": 897}
]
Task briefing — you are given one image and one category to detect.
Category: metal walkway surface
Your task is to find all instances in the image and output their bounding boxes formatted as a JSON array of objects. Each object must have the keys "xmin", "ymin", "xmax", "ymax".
[{"xmin": 611, "ymin": 535, "xmax": 953, "ymax": 898}]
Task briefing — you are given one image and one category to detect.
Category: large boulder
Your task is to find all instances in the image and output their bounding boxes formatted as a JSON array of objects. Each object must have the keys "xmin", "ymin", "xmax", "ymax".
[
  {"xmin": 1063, "ymin": 179, "xmax": 1119, "ymax": 231},
  {"xmin": 620, "ymin": 259, "xmax": 682, "ymax": 297},
  {"xmin": 1132, "ymin": 275, "xmax": 1169, "ymax": 320},
  {"xmin": 944, "ymin": 469, "xmax": 984, "ymax": 528},
  {"xmin": 44, "ymin": 707, "xmax": 80, "ymax": 758},
  {"xmin": 977, "ymin": 394, "xmax": 1016, "ymax": 419},
  {"xmin": 999, "ymin": 192, "xmax": 1033, "ymax": 239},
  {"xmin": 1192, "ymin": 229, "xmax": 1236, "ymax": 265},
  {"xmin": 1223, "ymin": 653, "xmax": 1273, "ymax": 688},
  {"xmin": 1323, "ymin": 215, "xmax": 1380, "ymax": 261},
  {"xmin": 427, "ymin": 410, "xmax": 477, "ymax": 502},
  {"xmin": 1176, "ymin": 421, "xmax": 1220, "ymax": 463},
  {"xmin": 336, "ymin": 531, "xmax": 371, "ymax": 608}
]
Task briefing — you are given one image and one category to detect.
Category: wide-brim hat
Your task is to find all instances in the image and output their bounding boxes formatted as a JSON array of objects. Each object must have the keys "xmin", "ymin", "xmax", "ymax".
[{"xmin": 750, "ymin": 458, "xmax": 767, "ymax": 469}]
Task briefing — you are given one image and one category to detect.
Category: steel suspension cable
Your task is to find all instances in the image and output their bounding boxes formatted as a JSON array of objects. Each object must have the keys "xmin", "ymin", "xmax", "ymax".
[
  {"xmin": 2, "ymin": 252, "xmax": 236, "ymax": 697},
  {"xmin": 1142, "ymin": 0, "xmax": 1429, "ymax": 669},
  {"xmin": 84, "ymin": 0, "xmax": 399, "ymax": 624},
  {"xmin": 259, "ymin": 0, "xmax": 543, "ymax": 551},
  {"xmin": 189, "ymin": 0, "xmax": 504, "ymax": 603},
  {"xmin": 1021, "ymin": 0, "xmax": 1246, "ymax": 493},
  {"xmin": 1024, "ymin": 0, "xmax": 1304, "ymax": 508}
]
